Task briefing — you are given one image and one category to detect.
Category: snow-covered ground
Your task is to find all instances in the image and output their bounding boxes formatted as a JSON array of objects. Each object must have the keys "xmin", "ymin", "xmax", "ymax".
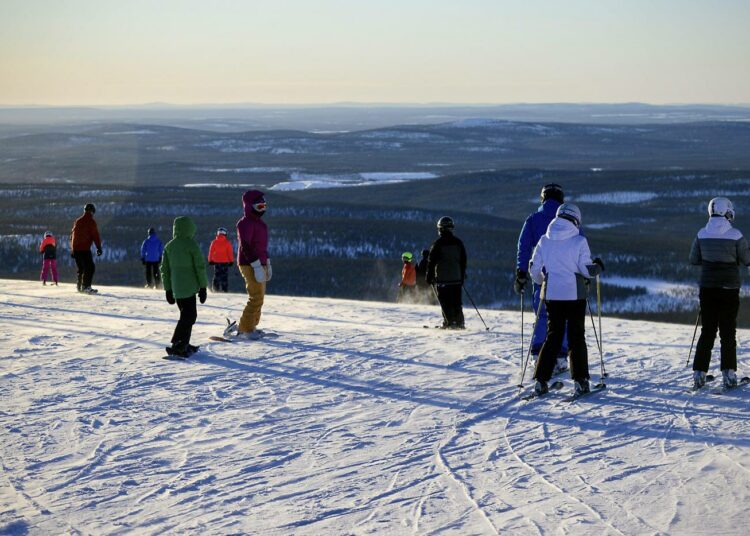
[{"xmin": 2, "ymin": 279, "xmax": 750, "ymax": 535}]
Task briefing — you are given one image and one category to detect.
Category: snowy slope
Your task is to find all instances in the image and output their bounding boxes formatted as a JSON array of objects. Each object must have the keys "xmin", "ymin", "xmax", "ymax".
[{"xmin": 1, "ymin": 279, "xmax": 750, "ymax": 535}]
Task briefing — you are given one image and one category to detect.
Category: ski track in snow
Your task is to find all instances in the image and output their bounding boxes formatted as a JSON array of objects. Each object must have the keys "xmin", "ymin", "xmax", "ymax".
[{"xmin": 1, "ymin": 280, "xmax": 750, "ymax": 534}]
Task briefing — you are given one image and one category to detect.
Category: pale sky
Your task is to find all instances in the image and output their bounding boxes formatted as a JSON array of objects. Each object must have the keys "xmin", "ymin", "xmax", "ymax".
[{"xmin": 1, "ymin": 0, "xmax": 748, "ymax": 106}]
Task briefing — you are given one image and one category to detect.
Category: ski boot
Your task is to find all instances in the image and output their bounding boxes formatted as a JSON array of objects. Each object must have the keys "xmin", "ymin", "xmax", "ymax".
[
  {"xmin": 574, "ymin": 379, "xmax": 591, "ymax": 396},
  {"xmin": 187, "ymin": 344, "xmax": 200, "ymax": 356},
  {"xmin": 534, "ymin": 380, "xmax": 548, "ymax": 395},
  {"xmin": 692, "ymin": 370, "xmax": 707, "ymax": 389},
  {"xmin": 170, "ymin": 341, "xmax": 190, "ymax": 357},
  {"xmin": 236, "ymin": 330, "xmax": 263, "ymax": 341},
  {"xmin": 722, "ymin": 369, "xmax": 738, "ymax": 389}
]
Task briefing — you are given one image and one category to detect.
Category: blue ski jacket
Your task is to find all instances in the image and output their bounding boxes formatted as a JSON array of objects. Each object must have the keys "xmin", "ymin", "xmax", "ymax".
[
  {"xmin": 141, "ymin": 233, "xmax": 164, "ymax": 263},
  {"xmin": 517, "ymin": 200, "xmax": 575, "ymax": 273}
]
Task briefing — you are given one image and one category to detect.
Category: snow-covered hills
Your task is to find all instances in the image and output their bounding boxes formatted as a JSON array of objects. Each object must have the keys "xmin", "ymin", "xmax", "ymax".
[{"xmin": 1, "ymin": 280, "xmax": 749, "ymax": 535}]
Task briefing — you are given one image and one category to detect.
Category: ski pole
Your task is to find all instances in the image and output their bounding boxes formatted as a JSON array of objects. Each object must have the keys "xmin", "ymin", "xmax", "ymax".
[
  {"xmin": 686, "ymin": 310, "xmax": 701, "ymax": 368},
  {"xmin": 596, "ymin": 275, "xmax": 603, "ymax": 364},
  {"xmin": 518, "ymin": 283, "xmax": 545, "ymax": 393},
  {"xmin": 520, "ymin": 288, "xmax": 525, "ymax": 371},
  {"xmin": 463, "ymin": 285, "xmax": 490, "ymax": 331},
  {"xmin": 587, "ymin": 298, "xmax": 607, "ymax": 379}
]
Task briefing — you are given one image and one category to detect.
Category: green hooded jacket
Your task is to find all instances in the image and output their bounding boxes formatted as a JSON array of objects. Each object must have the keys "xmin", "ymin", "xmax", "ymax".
[{"xmin": 160, "ymin": 216, "xmax": 208, "ymax": 299}]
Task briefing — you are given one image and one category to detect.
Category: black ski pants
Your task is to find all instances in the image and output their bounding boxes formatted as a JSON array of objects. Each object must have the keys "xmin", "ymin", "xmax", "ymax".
[
  {"xmin": 145, "ymin": 262, "xmax": 161, "ymax": 288},
  {"xmin": 534, "ymin": 299, "xmax": 588, "ymax": 382},
  {"xmin": 171, "ymin": 295, "xmax": 197, "ymax": 347},
  {"xmin": 213, "ymin": 263, "xmax": 229, "ymax": 292},
  {"xmin": 436, "ymin": 283, "xmax": 464, "ymax": 327},
  {"xmin": 693, "ymin": 287, "xmax": 739, "ymax": 372},
  {"xmin": 72, "ymin": 250, "xmax": 95, "ymax": 290}
]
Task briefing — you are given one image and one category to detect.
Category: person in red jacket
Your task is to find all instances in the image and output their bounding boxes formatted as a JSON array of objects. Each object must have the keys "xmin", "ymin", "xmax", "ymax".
[
  {"xmin": 70, "ymin": 203, "xmax": 102, "ymax": 293},
  {"xmin": 397, "ymin": 251, "xmax": 417, "ymax": 303},
  {"xmin": 208, "ymin": 227, "xmax": 235, "ymax": 292},
  {"xmin": 233, "ymin": 190, "xmax": 271, "ymax": 339},
  {"xmin": 39, "ymin": 231, "xmax": 59, "ymax": 286}
]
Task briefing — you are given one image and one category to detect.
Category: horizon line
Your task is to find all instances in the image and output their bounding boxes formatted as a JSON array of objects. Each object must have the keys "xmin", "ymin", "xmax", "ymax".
[{"xmin": 2, "ymin": 101, "xmax": 750, "ymax": 109}]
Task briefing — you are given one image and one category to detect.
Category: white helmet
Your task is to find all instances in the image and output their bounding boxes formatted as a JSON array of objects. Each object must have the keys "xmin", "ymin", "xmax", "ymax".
[
  {"xmin": 708, "ymin": 197, "xmax": 734, "ymax": 222},
  {"xmin": 556, "ymin": 203, "xmax": 582, "ymax": 227}
]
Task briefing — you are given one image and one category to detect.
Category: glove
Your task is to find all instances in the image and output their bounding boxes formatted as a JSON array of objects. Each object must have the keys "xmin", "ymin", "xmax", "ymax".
[
  {"xmin": 198, "ymin": 288, "xmax": 207, "ymax": 304},
  {"xmin": 141, "ymin": 258, "xmax": 146, "ymax": 265},
  {"xmin": 514, "ymin": 269, "xmax": 528, "ymax": 295},
  {"xmin": 592, "ymin": 257, "xmax": 605, "ymax": 272},
  {"xmin": 96, "ymin": 248, "xmax": 103, "ymax": 257},
  {"xmin": 209, "ymin": 261, "xmax": 215, "ymax": 266},
  {"xmin": 165, "ymin": 289, "xmax": 175, "ymax": 304}
]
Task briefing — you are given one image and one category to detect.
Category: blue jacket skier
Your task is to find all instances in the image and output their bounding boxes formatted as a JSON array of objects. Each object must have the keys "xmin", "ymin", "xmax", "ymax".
[
  {"xmin": 515, "ymin": 184, "xmax": 578, "ymax": 372},
  {"xmin": 140, "ymin": 228, "xmax": 164, "ymax": 289}
]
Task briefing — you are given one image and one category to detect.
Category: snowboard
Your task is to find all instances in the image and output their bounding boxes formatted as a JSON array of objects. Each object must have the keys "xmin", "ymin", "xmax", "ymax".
[{"xmin": 209, "ymin": 331, "xmax": 279, "ymax": 343}]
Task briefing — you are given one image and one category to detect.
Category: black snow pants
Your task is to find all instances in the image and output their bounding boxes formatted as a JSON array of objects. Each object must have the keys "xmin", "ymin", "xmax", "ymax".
[
  {"xmin": 213, "ymin": 263, "xmax": 229, "ymax": 292},
  {"xmin": 693, "ymin": 287, "xmax": 739, "ymax": 372},
  {"xmin": 73, "ymin": 250, "xmax": 96, "ymax": 290},
  {"xmin": 145, "ymin": 262, "xmax": 161, "ymax": 288},
  {"xmin": 534, "ymin": 299, "xmax": 588, "ymax": 382},
  {"xmin": 171, "ymin": 295, "xmax": 197, "ymax": 347},
  {"xmin": 436, "ymin": 283, "xmax": 464, "ymax": 327}
]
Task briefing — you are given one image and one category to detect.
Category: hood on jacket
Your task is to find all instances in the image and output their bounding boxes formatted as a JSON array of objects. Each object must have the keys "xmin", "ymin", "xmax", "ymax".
[
  {"xmin": 243, "ymin": 189, "xmax": 266, "ymax": 217},
  {"xmin": 545, "ymin": 216, "xmax": 579, "ymax": 240},
  {"xmin": 705, "ymin": 216, "xmax": 733, "ymax": 235},
  {"xmin": 173, "ymin": 216, "xmax": 197, "ymax": 239}
]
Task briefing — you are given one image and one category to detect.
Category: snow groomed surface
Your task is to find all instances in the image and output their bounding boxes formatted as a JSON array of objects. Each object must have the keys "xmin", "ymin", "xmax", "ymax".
[{"xmin": 1, "ymin": 280, "xmax": 749, "ymax": 534}]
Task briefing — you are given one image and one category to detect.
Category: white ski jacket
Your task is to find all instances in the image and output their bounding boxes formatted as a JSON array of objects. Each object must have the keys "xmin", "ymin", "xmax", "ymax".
[{"xmin": 529, "ymin": 217, "xmax": 599, "ymax": 301}]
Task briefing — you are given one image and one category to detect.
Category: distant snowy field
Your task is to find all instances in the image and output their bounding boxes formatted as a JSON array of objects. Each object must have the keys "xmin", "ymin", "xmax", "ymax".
[{"xmin": 2, "ymin": 280, "xmax": 750, "ymax": 535}]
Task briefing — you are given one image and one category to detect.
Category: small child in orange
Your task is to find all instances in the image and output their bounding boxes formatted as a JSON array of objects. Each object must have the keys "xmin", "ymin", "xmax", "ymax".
[
  {"xmin": 397, "ymin": 251, "xmax": 417, "ymax": 303},
  {"xmin": 39, "ymin": 231, "xmax": 59, "ymax": 286}
]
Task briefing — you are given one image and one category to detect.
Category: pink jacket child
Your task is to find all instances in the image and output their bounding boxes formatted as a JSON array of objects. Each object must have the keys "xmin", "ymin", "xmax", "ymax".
[{"xmin": 39, "ymin": 232, "xmax": 59, "ymax": 285}]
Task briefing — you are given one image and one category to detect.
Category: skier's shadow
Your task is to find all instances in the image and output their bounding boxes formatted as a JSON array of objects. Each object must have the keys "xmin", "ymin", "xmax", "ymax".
[
  {"xmin": 196, "ymin": 353, "xmax": 473, "ymax": 411},
  {"xmin": 261, "ymin": 338, "xmax": 508, "ymax": 379}
]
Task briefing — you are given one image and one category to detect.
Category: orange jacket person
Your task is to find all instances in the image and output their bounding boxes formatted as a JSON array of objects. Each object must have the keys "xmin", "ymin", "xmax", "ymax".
[
  {"xmin": 208, "ymin": 227, "xmax": 235, "ymax": 292},
  {"xmin": 398, "ymin": 252, "xmax": 417, "ymax": 303}
]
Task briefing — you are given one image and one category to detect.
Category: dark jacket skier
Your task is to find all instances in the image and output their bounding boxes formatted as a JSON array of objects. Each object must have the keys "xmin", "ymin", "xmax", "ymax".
[
  {"xmin": 70, "ymin": 203, "xmax": 102, "ymax": 293},
  {"xmin": 515, "ymin": 184, "xmax": 576, "ymax": 371},
  {"xmin": 426, "ymin": 217, "xmax": 467, "ymax": 328},
  {"xmin": 689, "ymin": 197, "xmax": 750, "ymax": 389}
]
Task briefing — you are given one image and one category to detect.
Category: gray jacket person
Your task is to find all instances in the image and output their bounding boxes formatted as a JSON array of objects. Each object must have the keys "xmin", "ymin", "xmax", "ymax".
[{"xmin": 689, "ymin": 197, "xmax": 750, "ymax": 389}]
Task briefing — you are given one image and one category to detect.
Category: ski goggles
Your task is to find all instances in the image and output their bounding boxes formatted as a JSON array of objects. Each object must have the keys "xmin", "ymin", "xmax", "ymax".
[{"xmin": 253, "ymin": 201, "xmax": 268, "ymax": 212}]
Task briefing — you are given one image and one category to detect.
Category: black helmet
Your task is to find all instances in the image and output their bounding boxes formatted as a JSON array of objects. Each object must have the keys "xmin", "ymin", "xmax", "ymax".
[
  {"xmin": 437, "ymin": 216, "xmax": 454, "ymax": 232},
  {"xmin": 84, "ymin": 203, "xmax": 96, "ymax": 214},
  {"xmin": 541, "ymin": 184, "xmax": 564, "ymax": 204},
  {"xmin": 147, "ymin": 227, "xmax": 156, "ymax": 235}
]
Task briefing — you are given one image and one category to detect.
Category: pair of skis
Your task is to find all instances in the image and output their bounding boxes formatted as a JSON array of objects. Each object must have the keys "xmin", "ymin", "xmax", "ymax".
[
  {"xmin": 689, "ymin": 374, "xmax": 750, "ymax": 394},
  {"xmin": 521, "ymin": 381, "xmax": 606, "ymax": 402}
]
